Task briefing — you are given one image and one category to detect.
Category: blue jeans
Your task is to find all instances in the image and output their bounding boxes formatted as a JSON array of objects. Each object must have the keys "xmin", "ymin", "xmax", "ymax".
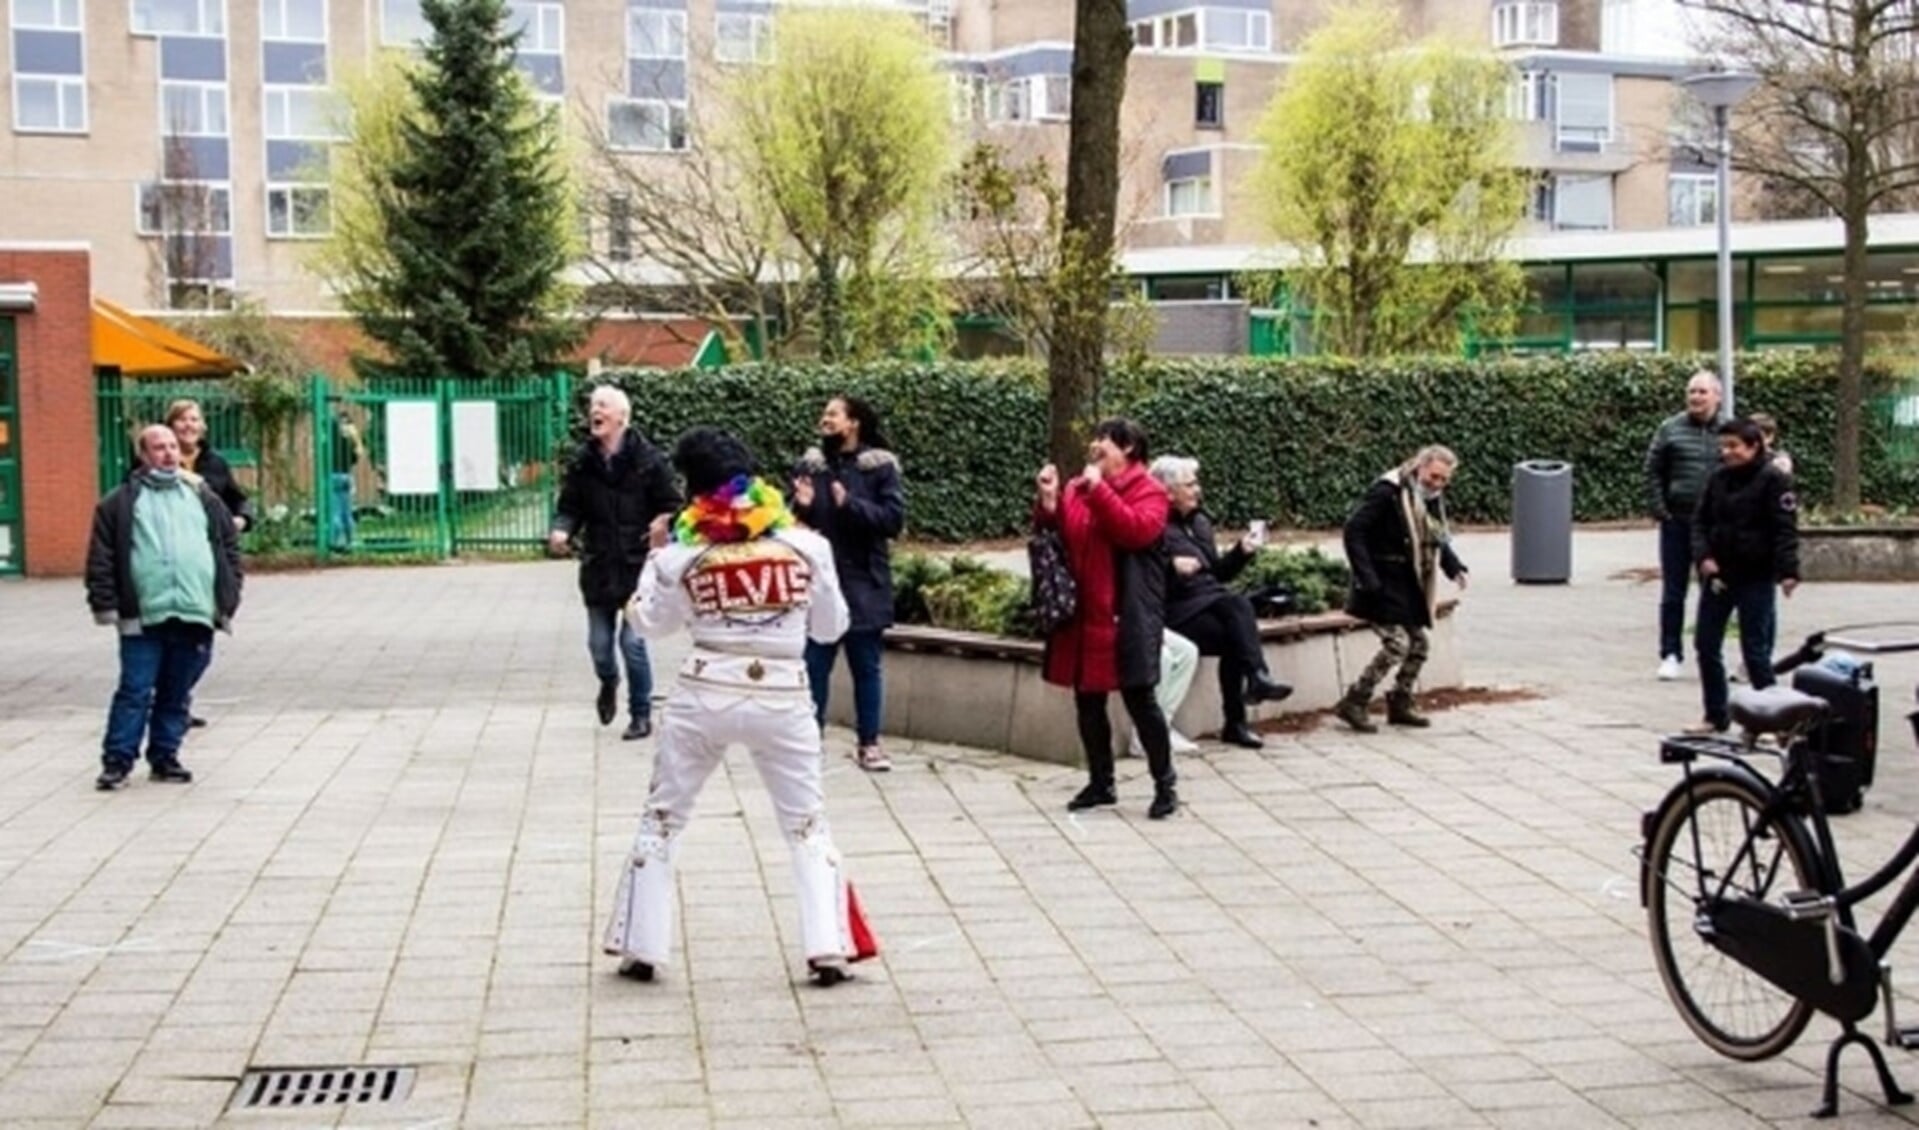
[
  {"xmin": 587, "ymin": 604, "xmax": 651, "ymax": 722},
  {"xmin": 329, "ymin": 472, "xmax": 355, "ymax": 550},
  {"xmin": 1658, "ymin": 517, "xmax": 1694, "ymax": 660},
  {"xmin": 102, "ymin": 620, "xmax": 214, "ymax": 769},
  {"xmin": 1695, "ymin": 578, "xmax": 1778, "ymax": 729},
  {"xmin": 806, "ymin": 630, "xmax": 884, "ymax": 746}
]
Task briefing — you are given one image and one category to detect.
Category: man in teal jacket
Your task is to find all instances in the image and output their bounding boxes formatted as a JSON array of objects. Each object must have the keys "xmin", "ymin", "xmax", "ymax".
[
  {"xmin": 1643, "ymin": 370, "xmax": 1725, "ymax": 682},
  {"xmin": 85, "ymin": 425, "xmax": 242, "ymax": 791}
]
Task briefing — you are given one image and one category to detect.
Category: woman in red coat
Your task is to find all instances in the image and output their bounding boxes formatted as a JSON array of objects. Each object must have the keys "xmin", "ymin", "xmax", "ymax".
[{"xmin": 1035, "ymin": 418, "xmax": 1178, "ymax": 819}]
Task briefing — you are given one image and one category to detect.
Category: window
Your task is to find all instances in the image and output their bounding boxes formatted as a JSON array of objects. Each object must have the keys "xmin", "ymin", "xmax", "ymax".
[
  {"xmin": 1553, "ymin": 173, "xmax": 1612, "ymax": 230},
  {"xmin": 267, "ymin": 184, "xmax": 330, "ymax": 236},
  {"xmin": 1201, "ymin": 8, "xmax": 1269, "ymax": 53},
  {"xmin": 989, "ymin": 78, "xmax": 1028, "ymax": 122},
  {"xmin": 1165, "ymin": 176, "xmax": 1214, "ymax": 217},
  {"xmin": 1131, "ymin": 10, "xmax": 1197, "ymax": 51},
  {"xmin": 13, "ymin": 75, "xmax": 86, "ymax": 132},
  {"xmin": 507, "ymin": 0, "xmax": 561, "ymax": 52},
  {"xmin": 264, "ymin": 85, "xmax": 341, "ymax": 139},
  {"xmin": 13, "ymin": 0, "xmax": 82, "ymax": 30},
  {"xmin": 949, "ymin": 72, "xmax": 983, "ymax": 122},
  {"xmin": 1196, "ymin": 80, "xmax": 1222, "ymax": 128},
  {"xmin": 1555, "ymin": 71, "xmax": 1611, "ymax": 151},
  {"xmin": 1040, "ymin": 74, "xmax": 1070, "ymax": 120},
  {"xmin": 627, "ymin": 8, "xmax": 685, "ymax": 59},
  {"xmin": 608, "ymin": 97, "xmax": 688, "ymax": 151},
  {"xmin": 1668, "ymin": 172, "xmax": 1717, "ymax": 226},
  {"xmin": 131, "ymin": 0, "xmax": 224, "ymax": 35},
  {"xmin": 381, "ymin": 0, "xmax": 426, "ymax": 44},
  {"xmin": 136, "ymin": 180, "xmax": 232, "ymax": 234},
  {"xmin": 161, "ymin": 81, "xmax": 229, "ymax": 137},
  {"xmin": 1492, "ymin": 1, "xmax": 1557, "ymax": 47},
  {"xmin": 1528, "ymin": 176, "xmax": 1554, "ymax": 222},
  {"xmin": 260, "ymin": 0, "xmax": 323, "ymax": 41},
  {"xmin": 1507, "ymin": 70, "xmax": 1555, "ymax": 122},
  {"xmin": 715, "ymin": 11, "xmax": 771, "ymax": 63},
  {"xmin": 606, "ymin": 193, "xmax": 632, "ymax": 261}
]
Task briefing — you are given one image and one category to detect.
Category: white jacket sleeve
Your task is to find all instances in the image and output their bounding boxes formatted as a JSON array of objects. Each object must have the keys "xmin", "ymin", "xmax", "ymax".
[
  {"xmin": 627, "ymin": 551, "xmax": 691, "ymax": 640},
  {"xmin": 803, "ymin": 539, "xmax": 850, "ymax": 646}
]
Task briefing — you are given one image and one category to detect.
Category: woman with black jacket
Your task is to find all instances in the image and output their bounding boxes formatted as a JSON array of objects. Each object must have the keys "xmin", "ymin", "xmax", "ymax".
[
  {"xmin": 792, "ymin": 396, "xmax": 906, "ymax": 772},
  {"xmin": 1688, "ymin": 417, "xmax": 1800, "ymax": 733},
  {"xmin": 156, "ymin": 399, "xmax": 255, "ymax": 532}
]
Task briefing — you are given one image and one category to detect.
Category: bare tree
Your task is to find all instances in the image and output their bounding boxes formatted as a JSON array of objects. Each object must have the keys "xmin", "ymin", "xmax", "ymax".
[
  {"xmin": 951, "ymin": 139, "xmax": 1157, "ymax": 362},
  {"xmin": 144, "ymin": 131, "xmax": 232, "ymax": 310},
  {"xmin": 578, "ymin": 101, "xmax": 797, "ymax": 360},
  {"xmin": 1690, "ymin": 0, "xmax": 1919, "ymax": 508}
]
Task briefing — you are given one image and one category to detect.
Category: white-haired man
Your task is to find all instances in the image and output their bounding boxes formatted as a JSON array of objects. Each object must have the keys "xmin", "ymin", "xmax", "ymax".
[
  {"xmin": 1644, "ymin": 370, "xmax": 1725, "ymax": 681},
  {"xmin": 549, "ymin": 386, "xmax": 681, "ymax": 739},
  {"xmin": 1337, "ymin": 446, "xmax": 1468, "ymax": 732}
]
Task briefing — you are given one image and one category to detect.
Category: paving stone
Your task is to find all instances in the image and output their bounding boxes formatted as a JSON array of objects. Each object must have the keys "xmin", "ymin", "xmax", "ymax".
[{"xmin": 1, "ymin": 535, "xmax": 1916, "ymax": 1127}]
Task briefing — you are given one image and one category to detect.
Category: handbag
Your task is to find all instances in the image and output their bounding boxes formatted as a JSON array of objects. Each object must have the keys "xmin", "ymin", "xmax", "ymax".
[{"xmin": 1027, "ymin": 528, "xmax": 1079, "ymax": 635}]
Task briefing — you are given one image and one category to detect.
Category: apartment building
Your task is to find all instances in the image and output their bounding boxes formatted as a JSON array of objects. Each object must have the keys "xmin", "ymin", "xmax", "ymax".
[{"xmin": 0, "ymin": 0, "xmax": 1796, "ymax": 323}]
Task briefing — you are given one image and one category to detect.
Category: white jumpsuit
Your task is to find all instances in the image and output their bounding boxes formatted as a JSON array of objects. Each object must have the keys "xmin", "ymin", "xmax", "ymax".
[{"xmin": 602, "ymin": 525, "xmax": 872, "ymax": 974}]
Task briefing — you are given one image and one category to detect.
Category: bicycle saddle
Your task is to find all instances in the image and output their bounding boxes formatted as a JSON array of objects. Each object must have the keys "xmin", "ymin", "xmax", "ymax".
[{"xmin": 1729, "ymin": 685, "xmax": 1829, "ymax": 735}]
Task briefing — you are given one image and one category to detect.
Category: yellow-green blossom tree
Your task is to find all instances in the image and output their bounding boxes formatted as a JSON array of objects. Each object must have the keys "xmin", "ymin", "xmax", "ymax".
[{"xmin": 1251, "ymin": 3, "xmax": 1527, "ymax": 357}]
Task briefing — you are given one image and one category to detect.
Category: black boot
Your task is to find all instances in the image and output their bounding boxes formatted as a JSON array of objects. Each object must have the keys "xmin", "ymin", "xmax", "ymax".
[
  {"xmin": 1067, "ymin": 783, "xmax": 1117, "ymax": 811},
  {"xmin": 1245, "ymin": 673, "xmax": 1294, "ymax": 705},
  {"xmin": 1386, "ymin": 691, "xmax": 1431, "ymax": 728},
  {"xmin": 1220, "ymin": 700, "xmax": 1263, "ymax": 748},
  {"xmin": 1335, "ymin": 688, "xmax": 1378, "ymax": 733},
  {"xmin": 1148, "ymin": 784, "xmax": 1179, "ymax": 820},
  {"xmin": 596, "ymin": 678, "xmax": 618, "ymax": 726}
]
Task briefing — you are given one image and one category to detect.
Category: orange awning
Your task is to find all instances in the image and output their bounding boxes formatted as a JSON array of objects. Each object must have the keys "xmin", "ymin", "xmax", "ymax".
[{"xmin": 92, "ymin": 298, "xmax": 245, "ymax": 379}]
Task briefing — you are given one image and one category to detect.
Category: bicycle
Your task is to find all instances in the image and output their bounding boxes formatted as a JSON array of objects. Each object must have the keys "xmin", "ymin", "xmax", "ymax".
[{"xmin": 1640, "ymin": 623, "xmax": 1919, "ymax": 1118}]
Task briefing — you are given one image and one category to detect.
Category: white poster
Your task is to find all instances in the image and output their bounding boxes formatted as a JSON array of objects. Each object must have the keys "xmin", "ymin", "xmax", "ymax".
[
  {"xmin": 384, "ymin": 400, "xmax": 440, "ymax": 496},
  {"xmin": 452, "ymin": 401, "xmax": 501, "ymax": 492}
]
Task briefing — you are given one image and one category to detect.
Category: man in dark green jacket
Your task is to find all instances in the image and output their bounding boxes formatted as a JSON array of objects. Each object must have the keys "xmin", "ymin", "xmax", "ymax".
[
  {"xmin": 1643, "ymin": 370, "xmax": 1723, "ymax": 682},
  {"xmin": 86, "ymin": 425, "xmax": 242, "ymax": 791}
]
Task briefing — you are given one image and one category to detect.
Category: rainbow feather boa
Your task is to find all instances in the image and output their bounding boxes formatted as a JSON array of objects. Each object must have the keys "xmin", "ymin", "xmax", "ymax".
[{"xmin": 672, "ymin": 474, "xmax": 793, "ymax": 546}]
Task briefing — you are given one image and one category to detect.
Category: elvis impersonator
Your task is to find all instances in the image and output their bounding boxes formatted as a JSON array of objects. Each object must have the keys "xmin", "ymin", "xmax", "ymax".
[{"xmin": 603, "ymin": 427, "xmax": 877, "ymax": 987}]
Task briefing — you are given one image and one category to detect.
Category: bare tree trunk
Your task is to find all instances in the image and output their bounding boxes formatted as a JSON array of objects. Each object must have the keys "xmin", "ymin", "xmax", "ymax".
[
  {"xmin": 1046, "ymin": 0, "xmax": 1131, "ymax": 472},
  {"xmin": 1835, "ymin": 166, "xmax": 1869, "ymax": 510}
]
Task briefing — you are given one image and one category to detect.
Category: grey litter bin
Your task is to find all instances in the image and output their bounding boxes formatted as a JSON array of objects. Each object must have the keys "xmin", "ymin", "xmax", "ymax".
[{"xmin": 1511, "ymin": 459, "xmax": 1573, "ymax": 584}]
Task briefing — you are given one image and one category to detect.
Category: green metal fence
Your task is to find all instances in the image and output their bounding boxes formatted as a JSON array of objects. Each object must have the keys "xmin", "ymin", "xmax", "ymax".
[
  {"xmin": 97, "ymin": 371, "xmax": 571, "ymax": 560},
  {"xmin": 317, "ymin": 374, "xmax": 569, "ymax": 559}
]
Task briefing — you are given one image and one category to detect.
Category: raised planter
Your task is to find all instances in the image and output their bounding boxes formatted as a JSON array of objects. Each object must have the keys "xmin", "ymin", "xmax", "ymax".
[
  {"xmin": 825, "ymin": 601, "xmax": 1461, "ymax": 765},
  {"xmin": 1799, "ymin": 526, "xmax": 1919, "ymax": 582}
]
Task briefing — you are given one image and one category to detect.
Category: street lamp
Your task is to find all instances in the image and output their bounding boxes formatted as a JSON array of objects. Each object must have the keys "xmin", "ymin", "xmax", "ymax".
[{"xmin": 1678, "ymin": 68, "xmax": 1760, "ymax": 415}]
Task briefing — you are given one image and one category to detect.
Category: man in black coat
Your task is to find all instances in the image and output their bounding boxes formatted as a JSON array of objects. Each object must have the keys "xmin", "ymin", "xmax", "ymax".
[
  {"xmin": 1149, "ymin": 456, "xmax": 1292, "ymax": 748},
  {"xmin": 1337, "ymin": 446, "xmax": 1469, "ymax": 732},
  {"xmin": 549, "ymin": 386, "xmax": 682, "ymax": 740}
]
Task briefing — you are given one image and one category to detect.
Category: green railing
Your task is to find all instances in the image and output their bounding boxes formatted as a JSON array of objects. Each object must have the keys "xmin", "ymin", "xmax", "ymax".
[
  {"xmin": 317, "ymin": 374, "xmax": 569, "ymax": 559},
  {"xmin": 97, "ymin": 370, "xmax": 571, "ymax": 561}
]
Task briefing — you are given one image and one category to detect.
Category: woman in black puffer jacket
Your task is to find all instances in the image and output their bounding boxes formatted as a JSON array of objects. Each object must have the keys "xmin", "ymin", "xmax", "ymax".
[{"xmin": 1688, "ymin": 417, "xmax": 1801, "ymax": 733}]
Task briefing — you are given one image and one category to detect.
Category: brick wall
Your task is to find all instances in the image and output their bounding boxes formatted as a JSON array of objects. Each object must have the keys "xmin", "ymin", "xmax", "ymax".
[{"xmin": 0, "ymin": 249, "xmax": 95, "ymax": 577}]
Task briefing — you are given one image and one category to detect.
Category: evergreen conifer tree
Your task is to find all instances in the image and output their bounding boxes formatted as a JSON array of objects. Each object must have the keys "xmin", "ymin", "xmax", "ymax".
[{"xmin": 353, "ymin": 0, "xmax": 580, "ymax": 378}]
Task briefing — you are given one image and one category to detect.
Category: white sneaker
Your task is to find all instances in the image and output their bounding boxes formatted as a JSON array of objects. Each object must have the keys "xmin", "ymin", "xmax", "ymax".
[{"xmin": 1658, "ymin": 655, "xmax": 1683, "ymax": 681}]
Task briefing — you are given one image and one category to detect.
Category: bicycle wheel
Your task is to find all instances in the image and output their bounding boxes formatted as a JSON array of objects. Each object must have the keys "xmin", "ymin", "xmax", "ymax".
[{"xmin": 1646, "ymin": 773, "xmax": 1818, "ymax": 1060}]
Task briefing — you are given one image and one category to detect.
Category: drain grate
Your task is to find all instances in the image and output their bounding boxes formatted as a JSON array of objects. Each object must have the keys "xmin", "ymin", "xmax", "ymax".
[{"xmin": 231, "ymin": 1065, "xmax": 416, "ymax": 1109}]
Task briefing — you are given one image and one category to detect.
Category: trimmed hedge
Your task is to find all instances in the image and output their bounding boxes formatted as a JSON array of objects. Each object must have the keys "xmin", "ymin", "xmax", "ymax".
[{"xmin": 604, "ymin": 353, "xmax": 1908, "ymax": 540}]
